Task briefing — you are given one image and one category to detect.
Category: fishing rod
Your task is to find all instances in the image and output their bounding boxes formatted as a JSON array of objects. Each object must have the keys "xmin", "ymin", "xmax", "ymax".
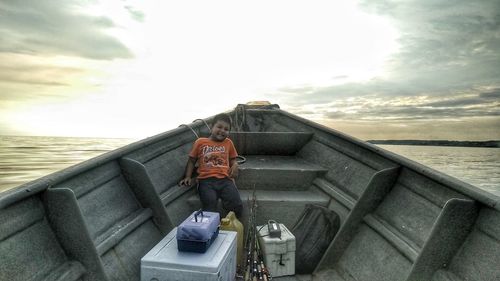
[
  {"xmin": 251, "ymin": 188, "xmax": 258, "ymax": 281},
  {"xmin": 252, "ymin": 191, "xmax": 262, "ymax": 281},
  {"xmin": 244, "ymin": 199, "xmax": 253, "ymax": 280},
  {"xmin": 255, "ymin": 232, "xmax": 271, "ymax": 281},
  {"xmin": 243, "ymin": 184, "xmax": 271, "ymax": 281}
]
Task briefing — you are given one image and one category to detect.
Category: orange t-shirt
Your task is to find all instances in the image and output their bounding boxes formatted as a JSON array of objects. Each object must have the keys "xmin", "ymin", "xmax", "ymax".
[{"xmin": 189, "ymin": 137, "xmax": 238, "ymax": 179}]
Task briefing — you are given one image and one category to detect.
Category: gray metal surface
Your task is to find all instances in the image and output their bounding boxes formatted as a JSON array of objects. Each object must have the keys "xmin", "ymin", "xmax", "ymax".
[{"xmin": 0, "ymin": 104, "xmax": 499, "ymax": 281}]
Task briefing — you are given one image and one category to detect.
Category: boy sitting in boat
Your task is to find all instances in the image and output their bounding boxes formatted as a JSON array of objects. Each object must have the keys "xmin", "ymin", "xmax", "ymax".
[{"xmin": 179, "ymin": 113, "xmax": 243, "ymax": 218}]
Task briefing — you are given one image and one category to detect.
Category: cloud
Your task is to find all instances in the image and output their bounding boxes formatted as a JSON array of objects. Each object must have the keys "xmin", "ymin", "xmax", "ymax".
[
  {"xmin": 276, "ymin": 79, "xmax": 431, "ymax": 106},
  {"xmin": 324, "ymin": 111, "xmax": 347, "ymax": 119},
  {"xmin": 365, "ymin": 106, "xmax": 499, "ymax": 120},
  {"xmin": 359, "ymin": 0, "xmax": 500, "ymax": 80},
  {"xmin": 125, "ymin": 6, "xmax": 145, "ymax": 22},
  {"xmin": 422, "ymin": 98, "xmax": 486, "ymax": 108},
  {"xmin": 0, "ymin": 52, "xmax": 99, "ymax": 103},
  {"xmin": 326, "ymin": 116, "xmax": 500, "ymax": 141},
  {"xmin": 289, "ymin": 84, "xmax": 500, "ymax": 125},
  {"xmin": 480, "ymin": 89, "xmax": 500, "ymax": 99},
  {"xmin": 0, "ymin": 1, "xmax": 132, "ymax": 60},
  {"xmin": 272, "ymin": 0, "xmax": 500, "ymax": 126},
  {"xmin": 0, "ymin": 64, "xmax": 79, "ymax": 87},
  {"xmin": 0, "ymin": 1, "xmax": 497, "ymax": 140}
]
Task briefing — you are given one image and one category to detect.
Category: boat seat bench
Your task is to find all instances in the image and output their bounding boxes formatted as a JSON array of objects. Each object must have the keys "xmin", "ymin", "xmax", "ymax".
[
  {"xmin": 235, "ymin": 155, "xmax": 328, "ymax": 190},
  {"xmin": 183, "ymin": 153, "xmax": 331, "ymax": 227},
  {"xmin": 230, "ymin": 132, "xmax": 314, "ymax": 156},
  {"xmin": 313, "ymin": 167, "xmax": 484, "ymax": 281},
  {"xmin": 43, "ymin": 160, "xmax": 170, "ymax": 281},
  {"xmin": 428, "ymin": 207, "xmax": 500, "ymax": 281},
  {"xmin": 0, "ymin": 196, "xmax": 87, "ymax": 281},
  {"xmin": 186, "ymin": 189, "xmax": 330, "ymax": 228}
]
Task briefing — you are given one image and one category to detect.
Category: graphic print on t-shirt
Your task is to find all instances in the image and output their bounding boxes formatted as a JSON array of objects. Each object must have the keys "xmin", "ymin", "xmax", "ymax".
[
  {"xmin": 201, "ymin": 145, "xmax": 227, "ymax": 168},
  {"xmin": 189, "ymin": 138, "xmax": 237, "ymax": 179}
]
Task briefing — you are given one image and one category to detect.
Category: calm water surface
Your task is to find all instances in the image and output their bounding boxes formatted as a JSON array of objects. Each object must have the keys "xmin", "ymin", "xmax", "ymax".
[
  {"xmin": 0, "ymin": 136, "xmax": 499, "ymax": 197},
  {"xmin": 379, "ymin": 144, "xmax": 500, "ymax": 196},
  {"xmin": 0, "ymin": 136, "xmax": 134, "ymax": 193}
]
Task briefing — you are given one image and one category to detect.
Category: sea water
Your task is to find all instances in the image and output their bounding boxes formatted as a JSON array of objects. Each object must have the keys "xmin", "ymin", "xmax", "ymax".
[
  {"xmin": 0, "ymin": 136, "xmax": 499, "ymax": 197},
  {"xmin": 0, "ymin": 135, "xmax": 134, "ymax": 193},
  {"xmin": 379, "ymin": 144, "xmax": 500, "ymax": 197}
]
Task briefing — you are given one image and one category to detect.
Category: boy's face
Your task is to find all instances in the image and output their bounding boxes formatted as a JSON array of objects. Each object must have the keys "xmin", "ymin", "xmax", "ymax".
[{"xmin": 210, "ymin": 120, "xmax": 230, "ymax": 141}]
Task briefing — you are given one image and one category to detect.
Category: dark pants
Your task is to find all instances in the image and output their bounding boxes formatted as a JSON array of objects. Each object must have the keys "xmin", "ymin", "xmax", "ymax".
[{"xmin": 198, "ymin": 177, "xmax": 243, "ymax": 219}]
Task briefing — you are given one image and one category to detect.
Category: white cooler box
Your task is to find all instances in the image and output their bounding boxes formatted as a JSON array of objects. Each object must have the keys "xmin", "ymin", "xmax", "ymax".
[
  {"xmin": 141, "ymin": 227, "xmax": 236, "ymax": 281},
  {"xmin": 257, "ymin": 223, "xmax": 296, "ymax": 277}
]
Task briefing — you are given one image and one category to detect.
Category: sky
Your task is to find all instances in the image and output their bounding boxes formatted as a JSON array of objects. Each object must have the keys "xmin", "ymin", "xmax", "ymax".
[{"xmin": 0, "ymin": 0, "xmax": 499, "ymax": 140}]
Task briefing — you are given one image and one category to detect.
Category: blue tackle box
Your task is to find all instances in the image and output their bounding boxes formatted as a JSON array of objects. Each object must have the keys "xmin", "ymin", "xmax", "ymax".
[{"xmin": 177, "ymin": 210, "xmax": 220, "ymax": 253}]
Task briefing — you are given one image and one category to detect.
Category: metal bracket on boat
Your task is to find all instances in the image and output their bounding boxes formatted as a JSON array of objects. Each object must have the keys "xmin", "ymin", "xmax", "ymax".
[
  {"xmin": 180, "ymin": 119, "xmax": 211, "ymax": 138},
  {"xmin": 179, "ymin": 124, "xmax": 199, "ymax": 138},
  {"xmin": 192, "ymin": 119, "xmax": 212, "ymax": 133}
]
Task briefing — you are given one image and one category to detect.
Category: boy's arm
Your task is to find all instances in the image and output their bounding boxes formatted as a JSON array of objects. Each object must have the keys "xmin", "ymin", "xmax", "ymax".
[
  {"xmin": 228, "ymin": 139, "xmax": 239, "ymax": 178},
  {"xmin": 229, "ymin": 158, "xmax": 239, "ymax": 179},
  {"xmin": 179, "ymin": 157, "xmax": 197, "ymax": 186}
]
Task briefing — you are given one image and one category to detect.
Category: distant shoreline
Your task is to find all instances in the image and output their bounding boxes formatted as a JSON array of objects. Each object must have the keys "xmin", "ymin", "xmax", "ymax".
[{"xmin": 368, "ymin": 140, "xmax": 500, "ymax": 148}]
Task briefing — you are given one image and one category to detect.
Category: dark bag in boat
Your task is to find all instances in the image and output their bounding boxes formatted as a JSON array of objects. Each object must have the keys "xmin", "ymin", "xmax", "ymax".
[
  {"xmin": 291, "ymin": 204, "xmax": 340, "ymax": 274},
  {"xmin": 177, "ymin": 210, "xmax": 220, "ymax": 253}
]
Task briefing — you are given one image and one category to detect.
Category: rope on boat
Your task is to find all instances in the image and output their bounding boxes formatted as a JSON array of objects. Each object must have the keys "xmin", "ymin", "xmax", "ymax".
[
  {"xmin": 234, "ymin": 103, "xmax": 278, "ymax": 132},
  {"xmin": 236, "ymin": 155, "xmax": 246, "ymax": 165},
  {"xmin": 234, "ymin": 105, "xmax": 247, "ymax": 132}
]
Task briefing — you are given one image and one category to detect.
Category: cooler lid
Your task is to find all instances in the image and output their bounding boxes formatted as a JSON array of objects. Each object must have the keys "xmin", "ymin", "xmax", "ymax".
[
  {"xmin": 257, "ymin": 223, "xmax": 296, "ymax": 252},
  {"xmin": 141, "ymin": 228, "xmax": 236, "ymax": 273}
]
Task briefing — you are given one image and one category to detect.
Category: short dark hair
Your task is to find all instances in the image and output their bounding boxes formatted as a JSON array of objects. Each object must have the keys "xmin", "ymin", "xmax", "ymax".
[{"xmin": 212, "ymin": 113, "xmax": 232, "ymax": 128}]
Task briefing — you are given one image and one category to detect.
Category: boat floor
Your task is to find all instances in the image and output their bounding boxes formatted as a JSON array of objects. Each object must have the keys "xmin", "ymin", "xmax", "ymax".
[
  {"xmin": 236, "ymin": 274, "xmax": 312, "ymax": 281},
  {"xmin": 275, "ymin": 274, "xmax": 312, "ymax": 281}
]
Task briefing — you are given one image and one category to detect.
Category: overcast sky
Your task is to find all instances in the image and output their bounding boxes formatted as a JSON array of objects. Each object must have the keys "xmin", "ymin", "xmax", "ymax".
[{"xmin": 0, "ymin": 0, "xmax": 499, "ymax": 140}]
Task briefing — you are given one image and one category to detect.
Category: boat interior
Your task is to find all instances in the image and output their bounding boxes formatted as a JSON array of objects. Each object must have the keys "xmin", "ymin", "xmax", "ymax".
[{"xmin": 1, "ymin": 104, "xmax": 499, "ymax": 281}]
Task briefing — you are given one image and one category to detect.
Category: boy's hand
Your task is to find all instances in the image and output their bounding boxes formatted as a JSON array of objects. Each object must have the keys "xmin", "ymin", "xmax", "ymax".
[
  {"xmin": 229, "ymin": 163, "xmax": 239, "ymax": 179},
  {"xmin": 179, "ymin": 177, "xmax": 192, "ymax": 187}
]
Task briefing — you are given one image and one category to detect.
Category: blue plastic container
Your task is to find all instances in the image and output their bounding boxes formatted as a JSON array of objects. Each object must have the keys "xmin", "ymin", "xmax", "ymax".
[{"xmin": 177, "ymin": 210, "xmax": 220, "ymax": 253}]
